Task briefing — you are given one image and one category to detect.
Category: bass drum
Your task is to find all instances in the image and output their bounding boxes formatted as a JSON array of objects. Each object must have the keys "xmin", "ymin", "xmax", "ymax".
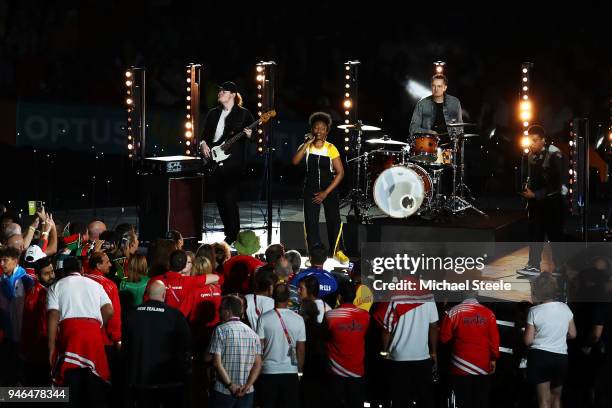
[{"xmin": 373, "ymin": 164, "xmax": 433, "ymax": 218}]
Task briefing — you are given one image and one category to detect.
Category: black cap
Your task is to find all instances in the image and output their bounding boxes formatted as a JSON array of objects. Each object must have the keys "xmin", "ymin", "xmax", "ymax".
[{"xmin": 218, "ymin": 81, "xmax": 238, "ymax": 93}]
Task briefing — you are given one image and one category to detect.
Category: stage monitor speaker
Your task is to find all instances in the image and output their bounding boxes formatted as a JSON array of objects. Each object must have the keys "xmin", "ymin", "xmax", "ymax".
[{"xmin": 138, "ymin": 174, "xmax": 203, "ymax": 243}]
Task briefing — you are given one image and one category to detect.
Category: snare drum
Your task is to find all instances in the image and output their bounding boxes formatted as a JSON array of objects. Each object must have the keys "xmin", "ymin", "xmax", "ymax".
[
  {"xmin": 410, "ymin": 134, "xmax": 439, "ymax": 163},
  {"xmin": 364, "ymin": 150, "xmax": 406, "ymax": 192},
  {"xmin": 373, "ymin": 164, "xmax": 433, "ymax": 218}
]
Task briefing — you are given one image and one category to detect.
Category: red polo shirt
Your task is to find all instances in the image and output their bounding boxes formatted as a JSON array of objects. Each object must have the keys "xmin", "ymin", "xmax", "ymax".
[
  {"xmin": 146, "ymin": 271, "xmax": 211, "ymax": 309},
  {"xmin": 86, "ymin": 269, "xmax": 122, "ymax": 345},
  {"xmin": 221, "ymin": 255, "xmax": 264, "ymax": 294},
  {"xmin": 325, "ymin": 304, "xmax": 370, "ymax": 377},
  {"xmin": 21, "ymin": 280, "xmax": 48, "ymax": 363}
]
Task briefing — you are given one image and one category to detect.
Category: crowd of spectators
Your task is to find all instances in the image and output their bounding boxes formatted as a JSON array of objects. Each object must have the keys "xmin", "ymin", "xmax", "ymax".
[{"xmin": 1, "ymin": 204, "xmax": 611, "ymax": 407}]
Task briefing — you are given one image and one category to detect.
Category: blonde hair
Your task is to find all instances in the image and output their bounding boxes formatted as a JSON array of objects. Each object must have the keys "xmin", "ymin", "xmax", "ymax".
[
  {"xmin": 127, "ymin": 254, "xmax": 148, "ymax": 282},
  {"xmin": 196, "ymin": 244, "xmax": 217, "ymax": 272},
  {"xmin": 235, "ymin": 92, "xmax": 243, "ymax": 107},
  {"xmin": 192, "ymin": 256, "xmax": 213, "ymax": 276},
  {"xmin": 121, "ymin": 230, "xmax": 138, "ymax": 253}
]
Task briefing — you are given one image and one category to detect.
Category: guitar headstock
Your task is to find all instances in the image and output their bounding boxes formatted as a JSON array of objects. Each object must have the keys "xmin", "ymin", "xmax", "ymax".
[{"xmin": 258, "ymin": 110, "xmax": 277, "ymax": 125}]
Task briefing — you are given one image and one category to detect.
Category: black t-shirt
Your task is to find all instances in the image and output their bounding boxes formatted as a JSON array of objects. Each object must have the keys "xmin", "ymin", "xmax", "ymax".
[
  {"xmin": 593, "ymin": 299, "xmax": 612, "ymax": 351},
  {"xmin": 432, "ymin": 102, "xmax": 446, "ymax": 134},
  {"xmin": 123, "ymin": 300, "xmax": 192, "ymax": 386}
]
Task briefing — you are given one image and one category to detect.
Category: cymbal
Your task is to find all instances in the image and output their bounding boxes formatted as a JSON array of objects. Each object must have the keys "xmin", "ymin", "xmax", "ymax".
[
  {"xmin": 365, "ymin": 137, "xmax": 408, "ymax": 146},
  {"xmin": 463, "ymin": 133, "xmax": 480, "ymax": 138},
  {"xmin": 447, "ymin": 122, "xmax": 476, "ymax": 127},
  {"xmin": 414, "ymin": 130, "xmax": 448, "ymax": 136},
  {"xmin": 337, "ymin": 123, "xmax": 382, "ymax": 131}
]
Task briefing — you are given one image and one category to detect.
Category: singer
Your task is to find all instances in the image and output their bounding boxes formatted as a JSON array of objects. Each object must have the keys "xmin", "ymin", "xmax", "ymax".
[{"xmin": 292, "ymin": 112, "xmax": 348, "ymax": 264}]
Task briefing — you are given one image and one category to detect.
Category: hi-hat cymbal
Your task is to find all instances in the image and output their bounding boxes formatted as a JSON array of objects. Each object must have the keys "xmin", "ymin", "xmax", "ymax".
[
  {"xmin": 365, "ymin": 136, "xmax": 408, "ymax": 146},
  {"xmin": 447, "ymin": 122, "xmax": 476, "ymax": 127},
  {"xmin": 337, "ymin": 123, "xmax": 382, "ymax": 131}
]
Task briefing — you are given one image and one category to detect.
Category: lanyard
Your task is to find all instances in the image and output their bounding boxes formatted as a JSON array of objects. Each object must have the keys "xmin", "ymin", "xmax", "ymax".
[{"xmin": 274, "ymin": 309, "xmax": 292, "ymax": 346}]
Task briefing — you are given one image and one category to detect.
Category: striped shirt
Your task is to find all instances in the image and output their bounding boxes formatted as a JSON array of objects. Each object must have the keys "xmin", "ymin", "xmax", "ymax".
[
  {"xmin": 439, "ymin": 299, "xmax": 500, "ymax": 375},
  {"xmin": 208, "ymin": 319, "xmax": 262, "ymax": 395},
  {"xmin": 325, "ymin": 304, "xmax": 370, "ymax": 377}
]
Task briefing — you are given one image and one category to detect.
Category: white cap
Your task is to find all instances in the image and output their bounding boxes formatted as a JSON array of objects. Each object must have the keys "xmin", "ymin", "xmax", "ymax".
[{"xmin": 25, "ymin": 245, "xmax": 46, "ymax": 263}]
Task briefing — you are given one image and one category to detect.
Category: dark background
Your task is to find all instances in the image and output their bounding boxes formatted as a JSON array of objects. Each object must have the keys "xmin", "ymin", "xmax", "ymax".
[{"xmin": 1, "ymin": 0, "xmax": 610, "ymax": 215}]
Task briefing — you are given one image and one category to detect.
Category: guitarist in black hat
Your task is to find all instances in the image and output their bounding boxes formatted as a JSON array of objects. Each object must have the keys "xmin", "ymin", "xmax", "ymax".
[{"xmin": 200, "ymin": 81, "xmax": 254, "ymax": 245}]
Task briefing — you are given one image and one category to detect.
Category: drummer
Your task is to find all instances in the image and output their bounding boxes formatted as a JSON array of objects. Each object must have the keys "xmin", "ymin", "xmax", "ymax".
[{"xmin": 409, "ymin": 73, "xmax": 463, "ymax": 138}]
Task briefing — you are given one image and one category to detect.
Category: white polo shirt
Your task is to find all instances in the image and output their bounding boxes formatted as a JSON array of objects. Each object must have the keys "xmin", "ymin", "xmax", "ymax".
[
  {"xmin": 385, "ymin": 300, "xmax": 439, "ymax": 361},
  {"xmin": 257, "ymin": 308, "xmax": 306, "ymax": 374},
  {"xmin": 245, "ymin": 294, "xmax": 274, "ymax": 330},
  {"xmin": 47, "ymin": 273, "xmax": 112, "ymax": 325},
  {"xmin": 527, "ymin": 301, "xmax": 573, "ymax": 354}
]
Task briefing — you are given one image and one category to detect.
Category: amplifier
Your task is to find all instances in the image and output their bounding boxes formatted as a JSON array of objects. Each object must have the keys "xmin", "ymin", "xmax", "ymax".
[{"xmin": 143, "ymin": 155, "xmax": 203, "ymax": 174}]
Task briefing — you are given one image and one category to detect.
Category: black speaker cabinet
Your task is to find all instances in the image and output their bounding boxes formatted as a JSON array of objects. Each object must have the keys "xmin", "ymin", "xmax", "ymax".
[{"xmin": 138, "ymin": 174, "xmax": 203, "ymax": 242}]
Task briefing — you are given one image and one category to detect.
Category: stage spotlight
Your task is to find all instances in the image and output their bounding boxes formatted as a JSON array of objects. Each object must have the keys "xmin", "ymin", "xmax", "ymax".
[
  {"xmin": 343, "ymin": 100, "xmax": 352, "ymax": 109},
  {"xmin": 406, "ymin": 79, "xmax": 430, "ymax": 100},
  {"xmin": 433, "ymin": 61, "xmax": 446, "ymax": 75},
  {"xmin": 521, "ymin": 136, "xmax": 531, "ymax": 148}
]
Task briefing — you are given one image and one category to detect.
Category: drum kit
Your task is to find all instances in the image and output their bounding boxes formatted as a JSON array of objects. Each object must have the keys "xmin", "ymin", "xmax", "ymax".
[{"xmin": 340, "ymin": 121, "xmax": 486, "ymax": 222}]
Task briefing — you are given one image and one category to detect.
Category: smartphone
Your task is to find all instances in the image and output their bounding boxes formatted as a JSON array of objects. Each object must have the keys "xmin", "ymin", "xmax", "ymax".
[{"xmin": 27, "ymin": 201, "xmax": 44, "ymax": 216}]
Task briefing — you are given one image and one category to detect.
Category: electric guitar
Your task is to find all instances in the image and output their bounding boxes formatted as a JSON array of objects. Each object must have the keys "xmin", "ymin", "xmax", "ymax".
[{"xmin": 203, "ymin": 110, "xmax": 276, "ymax": 171}]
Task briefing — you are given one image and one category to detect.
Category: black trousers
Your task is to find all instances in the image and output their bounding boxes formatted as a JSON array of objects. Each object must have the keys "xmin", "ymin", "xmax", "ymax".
[
  {"xmin": 207, "ymin": 166, "xmax": 241, "ymax": 244},
  {"xmin": 451, "ymin": 375, "xmax": 491, "ymax": 408},
  {"xmin": 258, "ymin": 373, "xmax": 300, "ymax": 408},
  {"xmin": 129, "ymin": 384, "xmax": 185, "ymax": 408},
  {"xmin": 303, "ymin": 188, "xmax": 343, "ymax": 256},
  {"xmin": 327, "ymin": 374, "xmax": 365, "ymax": 408},
  {"xmin": 388, "ymin": 359, "xmax": 434, "ymax": 408},
  {"xmin": 527, "ymin": 194, "xmax": 565, "ymax": 267},
  {"xmin": 64, "ymin": 368, "xmax": 110, "ymax": 408}
]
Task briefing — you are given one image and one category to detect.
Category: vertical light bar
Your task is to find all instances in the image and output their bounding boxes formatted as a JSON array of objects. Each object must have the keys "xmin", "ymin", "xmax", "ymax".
[
  {"xmin": 568, "ymin": 122, "xmax": 577, "ymax": 212},
  {"xmin": 343, "ymin": 60, "xmax": 359, "ymax": 153},
  {"xmin": 519, "ymin": 62, "xmax": 533, "ymax": 153},
  {"xmin": 255, "ymin": 63, "xmax": 266, "ymax": 154},
  {"xmin": 125, "ymin": 69, "xmax": 134, "ymax": 159},
  {"xmin": 125, "ymin": 67, "xmax": 145, "ymax": 161},
  {"xmin": 608, "ymin": 67, "xmax": 612, "ymax": 153},
  {"xmin": 184, "ymin": 63, "xmax": 202, "ymax": 156}
]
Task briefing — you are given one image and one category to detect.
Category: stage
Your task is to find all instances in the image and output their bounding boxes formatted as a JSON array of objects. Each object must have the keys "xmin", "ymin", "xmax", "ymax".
[{"xmin": 280, "ymin": 204, "xmax": 529, "ymax": 255}]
